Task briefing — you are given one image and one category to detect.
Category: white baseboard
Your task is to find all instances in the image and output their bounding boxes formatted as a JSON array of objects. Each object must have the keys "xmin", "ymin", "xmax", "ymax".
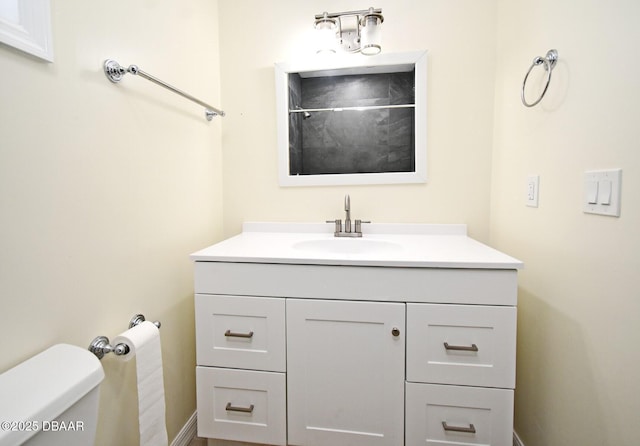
[
  {"xmin": 170, "ymin": 411, "xmax": 198, "ymax": 446},
  {"xmin": 513, "ymin": 430, "xmax": 525, "ymax": 446}
]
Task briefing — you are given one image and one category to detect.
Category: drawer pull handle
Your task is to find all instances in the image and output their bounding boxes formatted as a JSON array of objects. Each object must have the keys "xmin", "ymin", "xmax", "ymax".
[
  {"xmin": 442, "ymin": 421, "xmax": 476, "ymax": 434},
  {"xmin": 444, "ymin": 342, "xmax": 478, "ymax": 352},
  {"xmin": 225, "ymin": 402, "xmax": 255, "ymax": 413},
  {"xmin": 224, "ymin": 329, "xmax": 254, "ymax": 339}
]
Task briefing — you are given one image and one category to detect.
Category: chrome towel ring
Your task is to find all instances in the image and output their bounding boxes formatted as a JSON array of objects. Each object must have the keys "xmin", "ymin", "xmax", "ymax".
[{"xmin": 521, "ymin": 49, "xmax": 558, "ymax": 107}]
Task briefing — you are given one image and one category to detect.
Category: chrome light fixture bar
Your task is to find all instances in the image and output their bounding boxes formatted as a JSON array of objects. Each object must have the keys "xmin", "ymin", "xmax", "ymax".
[{"xmin": 314, "ymin": 7, "xmax": 384, "ymax": 56}]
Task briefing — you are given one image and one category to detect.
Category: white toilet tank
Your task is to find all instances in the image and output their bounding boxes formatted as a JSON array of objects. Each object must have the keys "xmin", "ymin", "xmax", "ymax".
[{"xmin": 0, "ymin": 344, "xmax": 104, "ymax": 446}]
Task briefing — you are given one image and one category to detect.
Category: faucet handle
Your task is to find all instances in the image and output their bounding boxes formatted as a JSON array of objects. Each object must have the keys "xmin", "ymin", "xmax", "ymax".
[
  {"xmin": 354, "ymin": 219, "xmax": 371, "ymax": 234},
  {"xmin": 326, "ymin": 219, "xmax": 342, "ymax": 234}
]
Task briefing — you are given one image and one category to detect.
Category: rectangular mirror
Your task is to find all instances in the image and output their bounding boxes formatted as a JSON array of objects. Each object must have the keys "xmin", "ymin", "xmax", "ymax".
[{"xmin": 275, "ymin": 51, "xmax": 427, "ymax": 186}]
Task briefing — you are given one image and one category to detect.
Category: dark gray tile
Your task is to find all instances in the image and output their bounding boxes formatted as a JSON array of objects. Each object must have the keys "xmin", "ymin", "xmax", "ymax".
[
  {"xmin": 390, "ymin": 71, "xmax": 415, "ymax": 105},
  {"xmin": 290, "ymin": 70, "xmax": 416, "ymax": 176}
]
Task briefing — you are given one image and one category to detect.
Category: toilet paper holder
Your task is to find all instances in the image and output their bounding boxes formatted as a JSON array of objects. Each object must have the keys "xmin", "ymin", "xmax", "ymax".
[{"xmin": 88, "ymin": 314, "xmax": 161, "ymax": 360}]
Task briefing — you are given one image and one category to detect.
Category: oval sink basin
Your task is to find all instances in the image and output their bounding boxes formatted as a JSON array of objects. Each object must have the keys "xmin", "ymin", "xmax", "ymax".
[{"xmin": 292, "ymin": 238, "xmax": 403, "ymax": 255}]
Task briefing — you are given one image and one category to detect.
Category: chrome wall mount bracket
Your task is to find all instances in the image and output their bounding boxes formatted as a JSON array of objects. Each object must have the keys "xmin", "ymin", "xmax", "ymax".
[
  {"xmin": 88, "ymin": 335, "xmax": 129, "ymax": 360},
  {"xmin": 129, "ymin": 313, "xmax": 161, "ymax": 329},
  {"xmin": 104, "ymin": 59, "xmax": 127, "ymax": 83},
  {"xmin": 543, "ymin": 49, "xmax": 558, "ymax": 70}
]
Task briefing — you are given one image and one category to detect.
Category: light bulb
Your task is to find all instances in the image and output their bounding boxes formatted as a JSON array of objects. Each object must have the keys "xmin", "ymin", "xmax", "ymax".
[
  {"xmin": 314, "ymin": 15, "xmax": 337, "ymax": 54},
  {"xmin": 360, "ymin": 15, "xmax": 381, "ymax": 55}
]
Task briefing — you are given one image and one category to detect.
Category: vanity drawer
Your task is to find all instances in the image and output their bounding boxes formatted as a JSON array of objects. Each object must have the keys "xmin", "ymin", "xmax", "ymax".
[
  {"xmin": 196, "ymin": 367, "xmax": 286, "ymax": 445},
  {"xmin": 195, "ymin": 294, "xmax": 286, "ymax": 372},
  {"xmin": 406, "ymin": 303, "xmax": 516, "ymax": 388},
  {"xmin": 406, "ymin": 382, "xmax": 513, "ymax": 446}
]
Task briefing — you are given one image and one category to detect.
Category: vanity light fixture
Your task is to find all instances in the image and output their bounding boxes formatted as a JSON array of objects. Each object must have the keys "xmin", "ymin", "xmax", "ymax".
[
  {"xmin": 314, "ymin": 12, "xmax": 338, "ymax": 54},
  {"xmin": 313, "ymin": 7, "xmax": 384, "ymax": 55}
]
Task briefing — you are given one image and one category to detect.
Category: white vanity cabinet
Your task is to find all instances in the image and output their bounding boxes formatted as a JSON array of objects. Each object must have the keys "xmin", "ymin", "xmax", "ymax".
[{"xmin": 192, "ymin": 223, "xmax": 522, "ymax": 446}]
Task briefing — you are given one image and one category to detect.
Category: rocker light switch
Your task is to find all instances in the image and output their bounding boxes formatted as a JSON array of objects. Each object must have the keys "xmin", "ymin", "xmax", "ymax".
[
  {"xmin": 584, "ymin": 169, "xmax": 622, "ymax": 217},
  {"xmin": 586, "ymin": 181, "xmax": 598, "ymax": 204},
  {"xmin": 598, "ymin": 180, "xmax": 612, "ymax": 205}
]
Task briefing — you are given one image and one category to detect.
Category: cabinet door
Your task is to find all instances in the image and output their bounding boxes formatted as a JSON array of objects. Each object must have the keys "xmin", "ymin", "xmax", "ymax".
[{"xmin": 287, "ymin": 299, "xmax": 405, "ymax": 446}]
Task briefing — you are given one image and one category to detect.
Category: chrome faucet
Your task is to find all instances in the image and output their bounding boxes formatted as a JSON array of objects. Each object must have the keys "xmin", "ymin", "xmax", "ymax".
[
  {"xmin": 344, "ymin": 194, "xmax": 352, "ymax": 233},
  {"xmin": 327, "ymin": 194, "xmax": 370, "ymax": 237}
]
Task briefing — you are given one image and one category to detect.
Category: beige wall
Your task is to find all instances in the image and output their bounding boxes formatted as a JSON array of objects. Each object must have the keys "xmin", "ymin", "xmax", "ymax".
[
  {"xmin": 219, "ymin": 0, "xmax": 498, "ymax": 242},
  {"xmin": 491, "ymin": 1, "xmax": 640, "ymax": 445},
  {"xmin": 0, "ymin": 1, "xmax": 223, "ymax": 445}
]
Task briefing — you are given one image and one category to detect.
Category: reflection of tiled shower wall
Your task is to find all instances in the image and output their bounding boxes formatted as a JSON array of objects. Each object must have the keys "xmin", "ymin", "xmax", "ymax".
[
  {"xmin": 288, "ymin": 72, "xmax": 415, "ymax": 175},
  {"xmin": 288, "ymin": 74, "xmax": 303, "ymax": 174}
]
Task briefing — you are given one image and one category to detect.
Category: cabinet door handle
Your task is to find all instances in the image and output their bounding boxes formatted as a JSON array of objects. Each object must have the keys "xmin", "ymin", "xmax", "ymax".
[
  {"xmin": 225, "ymin": 402, "xmax": 255, "ymax": 413},
  {"xmin": 224, "ymin": 329, "xmax": 254, "ymax": 338},
  {"xmin": 442, "ymin": 421, "xmax": 476, "ymax": 434},
  {"xmin": 443, "ymin": 342, "xmax": 478, "ymax": 352},
  {"xmin": 391, "ymin": 327, "xmax": 401, "ymax": 337}
]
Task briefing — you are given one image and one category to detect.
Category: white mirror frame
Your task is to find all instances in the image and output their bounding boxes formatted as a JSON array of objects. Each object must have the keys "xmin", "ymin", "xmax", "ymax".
[
  {"xmin": 0, "ymin": 0, "xmax": 54, "ymax": 62},
  {"xmin": 275, "ymin": 50, "xmax": 427, "ymax": 187}
]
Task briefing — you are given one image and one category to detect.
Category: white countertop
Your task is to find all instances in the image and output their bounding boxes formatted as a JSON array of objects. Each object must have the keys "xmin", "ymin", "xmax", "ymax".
[{"xmin": 190, "ymin": 222, "xmax": 523, "ymax": 269}]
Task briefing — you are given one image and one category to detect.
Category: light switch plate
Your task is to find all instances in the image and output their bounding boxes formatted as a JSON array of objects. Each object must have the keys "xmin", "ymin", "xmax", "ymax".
[
  {"xmin": 526, "ymin": 175, "xmax": 539, "ymax": 207},
  {"xmin": 583, "ymin": 169, "xmax": 622, "ymax": 217}
]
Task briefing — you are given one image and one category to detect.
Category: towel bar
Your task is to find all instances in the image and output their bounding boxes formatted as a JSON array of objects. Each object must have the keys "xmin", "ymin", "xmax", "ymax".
[{"xmin": 103, "ymin": 59, "xmax": 225, "ymax": 121}]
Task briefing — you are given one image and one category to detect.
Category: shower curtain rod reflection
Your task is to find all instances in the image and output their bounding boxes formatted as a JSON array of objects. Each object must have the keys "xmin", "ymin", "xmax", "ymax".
[
  {"xmin": 289, "ymin": 103, "xmax": 415, "ymax": 114},
  {"xmin": 103, "ymin": 59, "xmax": 225, "ymax": 121}
]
